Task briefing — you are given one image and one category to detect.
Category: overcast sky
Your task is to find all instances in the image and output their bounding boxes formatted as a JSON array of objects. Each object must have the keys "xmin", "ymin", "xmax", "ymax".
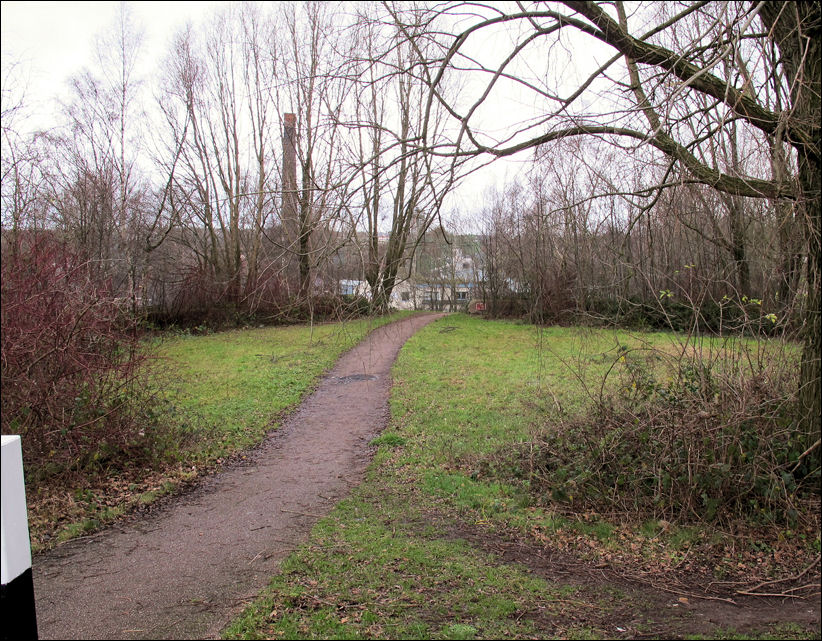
[
  {"xmin": 1, "ymin": 1, "xmax": 564, "ymax": 221},
  {"xmin": 2, "ymin": 1, "xmax": 228, "ymax": 129}
]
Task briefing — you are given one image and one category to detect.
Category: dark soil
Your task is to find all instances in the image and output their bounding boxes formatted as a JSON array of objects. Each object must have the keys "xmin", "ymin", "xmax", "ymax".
[
  {"xmin": 435, "ymin": 515, "xmax": 821, "ymax": 639},
  {"xmin": 32, "ymin": 313, "xmax": 445, "ymax": 640}
]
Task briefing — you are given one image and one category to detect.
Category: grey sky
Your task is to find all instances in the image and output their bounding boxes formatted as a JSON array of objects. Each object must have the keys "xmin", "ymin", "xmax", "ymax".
[{"xmin": 1, "ymin": 1, "xmax": 578, "ymax": 220}]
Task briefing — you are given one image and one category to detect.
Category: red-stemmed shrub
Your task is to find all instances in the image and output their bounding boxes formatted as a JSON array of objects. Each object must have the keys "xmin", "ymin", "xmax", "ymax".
[{"xmin": 1, "ymin": 234, "xmax": 147, "ymax": 476}]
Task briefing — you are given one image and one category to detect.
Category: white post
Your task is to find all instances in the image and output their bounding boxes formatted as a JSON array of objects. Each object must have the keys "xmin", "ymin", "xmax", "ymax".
[{"xmin": 1, "ymin": 435, "xmax": 38, "ymax": 639}]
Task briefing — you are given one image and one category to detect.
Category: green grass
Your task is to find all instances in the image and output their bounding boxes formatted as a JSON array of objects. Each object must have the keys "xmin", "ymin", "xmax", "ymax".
[
  {"xmin": 224, "ymin": 313, "xmax": 818, "ymax": 640},
  {"xmin": 223, "ymin": 315, "xmax": 625, "ymax": 639},
  {"xmin": 152, "ymin": 313, "xmax": 412, "ymax": 463},
  {"xmin": 223, "ymin": 485, "xmax": 581, "ymax": 640}
]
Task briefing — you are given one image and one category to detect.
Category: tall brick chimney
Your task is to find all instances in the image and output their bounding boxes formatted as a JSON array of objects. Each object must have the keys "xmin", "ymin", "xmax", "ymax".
[{"xmin": 282, "ymin": 113, "xmax": 298, "ymax": 242}]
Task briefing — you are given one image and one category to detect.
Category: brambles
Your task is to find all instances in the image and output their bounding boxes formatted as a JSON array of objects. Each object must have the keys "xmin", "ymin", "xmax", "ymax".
[{"xmin": 580, "ymin": 295, "xmax": 794, "ymax": 335}]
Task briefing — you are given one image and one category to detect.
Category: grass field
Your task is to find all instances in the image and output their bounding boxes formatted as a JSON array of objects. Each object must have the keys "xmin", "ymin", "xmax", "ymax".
[{"xmin": 223, "ymin": 314, "xmax": 819, "ymax": 640}]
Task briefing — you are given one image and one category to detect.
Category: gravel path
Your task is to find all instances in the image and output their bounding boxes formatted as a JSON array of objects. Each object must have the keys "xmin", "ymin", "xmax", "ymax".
[{"xmin": 33, "ymin": 313, "xmax": 445, "ymax": 640}]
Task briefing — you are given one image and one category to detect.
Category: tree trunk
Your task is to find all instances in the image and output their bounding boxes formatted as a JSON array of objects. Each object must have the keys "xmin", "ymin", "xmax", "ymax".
[
  {"xmin": 298, "ymin": 146, "xmax": 313, "ymax": 300},
  {"xmin": 760, "ymin": 1, "xmax": 821, "ymax": 447},
  {"xmin": 798, "ymin": 152, "xmax": 820, "ymax": 446},
  {"xmin": 770, "ymin": 137, "xmax": 802, "ymax": 305}
]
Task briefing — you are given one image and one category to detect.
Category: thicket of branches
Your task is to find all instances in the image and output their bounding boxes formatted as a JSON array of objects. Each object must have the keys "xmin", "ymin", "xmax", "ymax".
[
  {"xmin": 0, "ymin": 234, "xmax": 153, "ymax": 475},
  {"xmin": 474, "ymin": 139, "xmax": 804, "ymax": 333}
]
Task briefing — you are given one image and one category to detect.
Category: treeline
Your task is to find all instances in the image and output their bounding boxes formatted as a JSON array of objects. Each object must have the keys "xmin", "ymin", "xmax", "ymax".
[
  {"xmin": 474, "ymin": 137, "xmax": 805, "ymax": 334},
  {"xmin": 2, "ymin": 2, "xmax": 451, "ymax": 328},
  {"xmin": 2, "ymin": 2, "xmax": 813, "ymax": 334}
]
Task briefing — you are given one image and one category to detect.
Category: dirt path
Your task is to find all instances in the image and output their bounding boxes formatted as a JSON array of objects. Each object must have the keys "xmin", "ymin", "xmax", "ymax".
[{"xmin": 32, "ymin": 313, "xmax": 445, "ymax": 640}]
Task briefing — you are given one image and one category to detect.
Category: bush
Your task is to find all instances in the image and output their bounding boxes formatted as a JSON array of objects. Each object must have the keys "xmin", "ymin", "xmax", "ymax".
[
  {"xmin": 512, "ymin": 346, "xmax": 819, "ymax": 526},
  {"xmin": 340, "ymin": 294, "xmax": 373, "ymax": 317},
  {"xmin": 582, "ymin": 295, "xmax": 790, "ymax": 336},
  {"xmin": 1, "ymin": 235, "xmax": 151, "ymax": 475},
  {"xmin": 143, "ymin": 266, "xmax": 375, "ymax": 330}
]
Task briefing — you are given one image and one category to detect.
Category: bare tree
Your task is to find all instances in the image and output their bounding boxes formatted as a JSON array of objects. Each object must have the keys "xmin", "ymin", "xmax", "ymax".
[
  {"xmin": 1, "ymin": 61, "xmax": 48, "ymax": 250},
  {"xmin": 342, "ymin": 2, "xmax": 459, "ymax": 311},
  {"xmin": 409, "ymin": 0, "xmax": 819, "ymax": 440},
  {"xmin": 35, "ymin": 2, "xmax": 151, "ymax": 317},
  {"xmin": 157, "ymin": 5, "xmax": 284, "ymax": 314},
  {"xmin": 275, "ymin": 1, "xmax": 357, "ymax": 300}
]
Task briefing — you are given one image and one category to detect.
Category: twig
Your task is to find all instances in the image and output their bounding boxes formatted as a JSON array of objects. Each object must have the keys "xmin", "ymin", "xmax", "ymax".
[
  {"xmin": 735, "ymin": 585, "xmax": 820, "ymax": 598},
  {"xmin": 248, "ymin": 548, "xmax": 299, "ymax": 564},
  {"xmin": 790, "ymin": 439, "xmax": 821, "ymax": 473},
  {"xmin": 736, "ymin": 554, "xmax": 820, "ymax": 595},
  {"xmin": 673, "ymin": 547, "xmax": 692, "ymax": 569},
  {"xmin": 781, "ymin": 583, "xmax": 821, "ymax": 594},
  {"xmin": 634, "ymin": 578, "xmax": 738, "ymax": 605},
  {"xmin": 659, "ymin": 587, "xmax": 738, "ymax": 605},
  {"xmin": 280, "ymin": 508, "xmax": 326, "ymax": 518},
  {"xmin": 620, "ymin": 565, "xmax": 740, "ymax": 604}
]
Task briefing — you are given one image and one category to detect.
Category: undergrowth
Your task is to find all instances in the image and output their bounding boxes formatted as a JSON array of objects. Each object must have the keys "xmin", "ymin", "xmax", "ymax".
[
  {"xmin": 1, "ymin": 235, "xmax": 155, "ymax": 476},
  {"xmin": 507, "ymin": 339, "xmax": 820, "ymax": 527}
]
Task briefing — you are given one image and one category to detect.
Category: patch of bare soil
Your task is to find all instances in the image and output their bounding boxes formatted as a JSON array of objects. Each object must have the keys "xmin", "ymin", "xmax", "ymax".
[
  {"xmin": 32, "ymin": 313, "xmax": 445, "ymax": 640},
  {"xmin": 435, "ymin": 515, "xmax": 821, "ymax": 639}
]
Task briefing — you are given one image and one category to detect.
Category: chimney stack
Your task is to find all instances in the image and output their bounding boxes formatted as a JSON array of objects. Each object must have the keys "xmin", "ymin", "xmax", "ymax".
[{"xmin": 282, "ymin": 113, "xmax": 298, "ymax": 241}]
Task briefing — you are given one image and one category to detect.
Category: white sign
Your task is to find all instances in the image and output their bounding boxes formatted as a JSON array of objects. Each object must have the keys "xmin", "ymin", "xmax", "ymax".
[{"xmin": 1, "ymin": 435, "xmax": 33, "ymax": 585}]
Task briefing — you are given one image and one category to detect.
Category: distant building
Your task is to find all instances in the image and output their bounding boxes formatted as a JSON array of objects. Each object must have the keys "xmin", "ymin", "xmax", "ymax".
[{"xmin": 338, "ymin": 279, "xmax": 369, "ymax": 297}]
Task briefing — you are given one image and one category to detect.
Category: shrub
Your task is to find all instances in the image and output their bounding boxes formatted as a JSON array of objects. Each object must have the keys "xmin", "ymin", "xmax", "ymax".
[
  {"xmin": 1, "ymin": 235, "xmax": 151, "ymax": 475},
  {"xmin": 143, "ymin": 266, "xmax": 374, "ymax": 330},
  {"xmin": 340, "ymin": 294, "xmax": 373, "ymax": 317},
  {"xmin": 513, "ymin": 344, "xmax": 819, "ymax": 526},
  {"xmin": 582, "ymin": 295, "xmax": 790, "ymax": 336}
]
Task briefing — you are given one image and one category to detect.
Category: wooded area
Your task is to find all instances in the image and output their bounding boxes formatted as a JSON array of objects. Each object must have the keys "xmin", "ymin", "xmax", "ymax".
[{"xmin": 2, "ymin": 2, "xmax": 819, "ymax": 481}]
